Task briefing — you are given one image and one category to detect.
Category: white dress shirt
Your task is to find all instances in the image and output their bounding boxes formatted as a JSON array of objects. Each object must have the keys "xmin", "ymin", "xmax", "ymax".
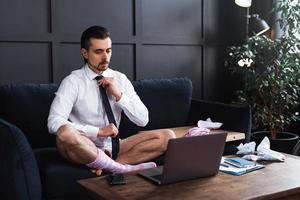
[{"xmin": 48, "ymin": 64, "xmax": 149, "ymax": 152}]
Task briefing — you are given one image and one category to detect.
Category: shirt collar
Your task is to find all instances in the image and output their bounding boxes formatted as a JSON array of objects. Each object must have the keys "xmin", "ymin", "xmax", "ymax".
[{"xmin": 84, "ymin": 63, "xmax": 109, "ymax": 80}]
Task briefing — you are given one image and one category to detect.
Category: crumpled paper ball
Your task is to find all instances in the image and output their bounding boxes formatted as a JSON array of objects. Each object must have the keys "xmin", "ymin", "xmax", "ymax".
[{"xmin": 237, "ymin": 137, "xmax": 285, "ymax": 162}]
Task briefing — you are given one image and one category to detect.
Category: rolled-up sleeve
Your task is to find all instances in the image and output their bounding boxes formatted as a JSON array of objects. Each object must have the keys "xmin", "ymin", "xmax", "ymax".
[
  {"xmin": 47, "ymin": 76, "xmax": 76, "ymax": 134},
  {"xmin": 116, "ymin": 77, "xmax": 149, "ymax": 127}
]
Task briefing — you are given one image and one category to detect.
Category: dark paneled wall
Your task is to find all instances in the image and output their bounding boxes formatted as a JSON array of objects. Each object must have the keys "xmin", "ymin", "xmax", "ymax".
[{"xmin": 0, "ymin": 0, "xmax": 270, "ymax": 101}]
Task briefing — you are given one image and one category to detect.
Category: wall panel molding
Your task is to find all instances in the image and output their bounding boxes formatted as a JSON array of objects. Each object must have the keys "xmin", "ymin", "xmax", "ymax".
[{"xmin": 0, "ymin": 0, "xmax": 257, "ymax": 101}]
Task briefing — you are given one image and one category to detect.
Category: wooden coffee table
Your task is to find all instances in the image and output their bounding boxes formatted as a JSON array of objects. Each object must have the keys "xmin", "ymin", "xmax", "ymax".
[{"xmin": 78, "ymin": 154, "xmax": 300, "ymax": 200}]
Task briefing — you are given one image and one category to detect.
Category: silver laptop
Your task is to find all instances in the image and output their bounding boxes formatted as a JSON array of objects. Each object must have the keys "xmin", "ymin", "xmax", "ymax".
[{"xmin": 138, "ymin": 132, "xmax": 227, "ymax": 185}]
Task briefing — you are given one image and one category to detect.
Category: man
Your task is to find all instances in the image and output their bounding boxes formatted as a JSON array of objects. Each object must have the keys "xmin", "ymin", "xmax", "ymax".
[{"xmin": 48, "ymin": 26, "xmax": 176, "ymax": 175}]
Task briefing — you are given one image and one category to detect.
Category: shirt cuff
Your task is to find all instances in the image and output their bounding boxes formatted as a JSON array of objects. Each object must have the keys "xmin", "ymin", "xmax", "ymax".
[
  {"xmin": 116, "ymin": 93, "xmax": 130, "ymax": 108},
  {"xmin": 81, "ymin": 125, "xmax": 99, "ymax": 140}
]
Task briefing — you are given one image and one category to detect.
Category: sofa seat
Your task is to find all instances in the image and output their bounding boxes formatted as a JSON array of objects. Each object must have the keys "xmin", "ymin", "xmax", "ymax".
[
  {"xmin": 34, "ymin": 147, "xmax": 164, "ymax": 200},
  {"xmin": 34, "ymin": 148, "xmax": 94, "ymax": 200}
]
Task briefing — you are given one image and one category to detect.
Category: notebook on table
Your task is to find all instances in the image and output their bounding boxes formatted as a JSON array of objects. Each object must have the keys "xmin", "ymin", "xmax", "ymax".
[
  {"xmin": 138, "ymin": 132, "xmax": 227, "ymax": 185},
  {"xmin": 220, "ymin": 157, "xmax": 265, "ymax": 176}
]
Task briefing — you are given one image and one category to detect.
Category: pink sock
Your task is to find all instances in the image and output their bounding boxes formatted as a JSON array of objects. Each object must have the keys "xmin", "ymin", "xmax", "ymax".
[
  {"xmin": 184, "ymin": 127, "xmax": 210, "ymax": 137},
  {"xmin": 86, "ymin": 149, "xmax": 157, "ymax": 173}
]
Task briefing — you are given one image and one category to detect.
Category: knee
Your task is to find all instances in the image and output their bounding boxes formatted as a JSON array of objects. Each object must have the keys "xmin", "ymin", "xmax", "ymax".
[
  {"xmin": 158, "ymin": 129, "xmax": 176, "ymax": 151},
  {"xmin": 162, "ymin": 129, "xmax": 176, "ymax": 140},
  {"xmin": 56, "ymin": 125, "xmax": 79, "ymax": 146}
]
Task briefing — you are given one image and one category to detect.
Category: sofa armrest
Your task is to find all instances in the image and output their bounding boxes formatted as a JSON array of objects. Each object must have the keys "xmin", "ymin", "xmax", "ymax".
[
  {"xmin": 187, "ymin": 99, "xmax": 251, "ymax": 142},
  {"xmin": 0, "ymin": 118, "xmax": 42, "ymax": 200}
]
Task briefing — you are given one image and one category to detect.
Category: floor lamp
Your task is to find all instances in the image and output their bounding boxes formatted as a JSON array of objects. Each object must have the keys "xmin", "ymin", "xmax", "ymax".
[{"xmin": 235, "ymin": 0, "xmax": 270, "ymax": 39}]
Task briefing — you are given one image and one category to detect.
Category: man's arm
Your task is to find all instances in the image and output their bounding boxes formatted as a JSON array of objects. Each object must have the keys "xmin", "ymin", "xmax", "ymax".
[
  {"xmin": 98, "ymin": 75, "xmax": 148, "ymax": 127},
  {"xmin": 117, "ymin": 76, "xmax": 149, "ymax": 126},
  {"xmin": 47, "ymin": 76, "xmax": 101, "ymax": 140}
]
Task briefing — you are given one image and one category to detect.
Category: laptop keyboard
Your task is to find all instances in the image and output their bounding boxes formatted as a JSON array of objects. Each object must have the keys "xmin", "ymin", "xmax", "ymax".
[{"xmin": 151, "ymin": 174, "xmax": 162, "ymax": 181}]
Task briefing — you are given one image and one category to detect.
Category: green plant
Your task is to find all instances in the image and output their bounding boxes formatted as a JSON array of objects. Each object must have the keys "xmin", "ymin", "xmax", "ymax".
[
  {"xmin": 227, "ymin": 0, "xmax": 300, "ymax": 139},
  {"xmin": 275, "ymin": 0, "xmax": 300, "ymax": 36}
]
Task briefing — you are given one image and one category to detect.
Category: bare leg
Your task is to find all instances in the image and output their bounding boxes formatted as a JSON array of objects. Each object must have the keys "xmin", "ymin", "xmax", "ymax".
[
  {"xmin": 117, "ymin": 129, "xmax": 176, "ymax": 164},
  {"xmin": 56, "ymin": 124, "xmax": 157, "ymax": 174},
  {"xmin": 56, "ymin": 125, "xmax": 98, "ymax": 164}
]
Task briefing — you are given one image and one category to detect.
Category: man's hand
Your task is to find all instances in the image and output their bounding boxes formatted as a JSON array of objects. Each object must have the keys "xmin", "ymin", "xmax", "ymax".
[
  {"xmin": 97, "ymin": 77, "xmax": 122, "ymax": 101},
  {"xmin": 90, "ymin": 168, "xmax": 103, "ymax": 176},
  {"xmin": 98, "ymin": 123, "xmax": 119, "ymax": 137}
]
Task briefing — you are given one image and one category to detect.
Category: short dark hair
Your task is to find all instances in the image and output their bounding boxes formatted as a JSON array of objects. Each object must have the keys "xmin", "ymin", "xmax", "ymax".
[{"xmin": 80, "ymin": 26, "xmax": 110, "ymax": 50}]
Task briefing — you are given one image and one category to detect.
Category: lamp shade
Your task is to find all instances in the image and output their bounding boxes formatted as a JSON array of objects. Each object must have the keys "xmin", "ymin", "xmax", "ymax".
[
  {"xmin": 235, "ymin": 0, "xmax": 252, "ymax": 7},
  {"xmin": 250, "ymin": 15, "xmax": 270, "ymax": 36}
]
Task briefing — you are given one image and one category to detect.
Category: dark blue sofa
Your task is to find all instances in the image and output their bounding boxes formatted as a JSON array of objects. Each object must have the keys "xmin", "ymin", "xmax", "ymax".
[{"xmin": 0, "ymin": 77, "xmax": 251, "ymax": 200}]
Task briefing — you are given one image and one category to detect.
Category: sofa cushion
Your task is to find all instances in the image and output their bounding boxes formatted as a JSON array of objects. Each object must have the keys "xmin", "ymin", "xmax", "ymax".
[
  {"xmin": 119, "ymin": 77, "xmax": 193, "ymax": 138},
  {"xmin": 0, "ymin": 84, "xmax": 58, "ymax": 148},
  {"xmin": 0, "ymin": 118, "xmax": 42, "ymax": 200},
  {"xmin": 34, "ymin": 148, "xmax": 95, "ymax": 199}
]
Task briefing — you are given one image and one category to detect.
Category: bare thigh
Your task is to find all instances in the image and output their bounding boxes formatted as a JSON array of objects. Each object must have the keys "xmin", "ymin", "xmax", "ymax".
[
  {"xmin": 119, "ymin": 129, "xmax": 175, "ymax": 154},
  {"xmin": 56, "ymin": 125, "xmax": 97, "ymax": 164}
]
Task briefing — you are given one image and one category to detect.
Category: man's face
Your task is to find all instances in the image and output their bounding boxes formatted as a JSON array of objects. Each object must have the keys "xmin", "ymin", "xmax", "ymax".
[{"xmin": 81, "ymin": 37, "xmax": 112, "ymax": 73}]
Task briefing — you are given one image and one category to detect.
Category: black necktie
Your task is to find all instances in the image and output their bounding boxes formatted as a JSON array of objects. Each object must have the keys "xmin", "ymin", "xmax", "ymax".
[{"xmin": 95, "ymin": 75, "xmax": 119, "ymax": 160}]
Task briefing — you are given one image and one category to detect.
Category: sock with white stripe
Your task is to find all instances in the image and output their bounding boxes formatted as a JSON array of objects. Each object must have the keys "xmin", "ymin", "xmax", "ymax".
[{"xmin": 86, "ymin": 148, "xmax": 157, "ymax": 173}]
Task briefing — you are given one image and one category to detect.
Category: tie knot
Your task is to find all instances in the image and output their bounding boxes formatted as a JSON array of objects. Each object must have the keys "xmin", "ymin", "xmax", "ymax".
[{"xmin": 95, "ymin": 75, "xmax": 104, "ymax": 81}]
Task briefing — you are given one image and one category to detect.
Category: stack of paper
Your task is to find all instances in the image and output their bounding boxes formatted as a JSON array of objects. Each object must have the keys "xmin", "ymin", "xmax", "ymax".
[{"xmin": 219, "ymin": 157, "xmax": 265, "ymax": 176}]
